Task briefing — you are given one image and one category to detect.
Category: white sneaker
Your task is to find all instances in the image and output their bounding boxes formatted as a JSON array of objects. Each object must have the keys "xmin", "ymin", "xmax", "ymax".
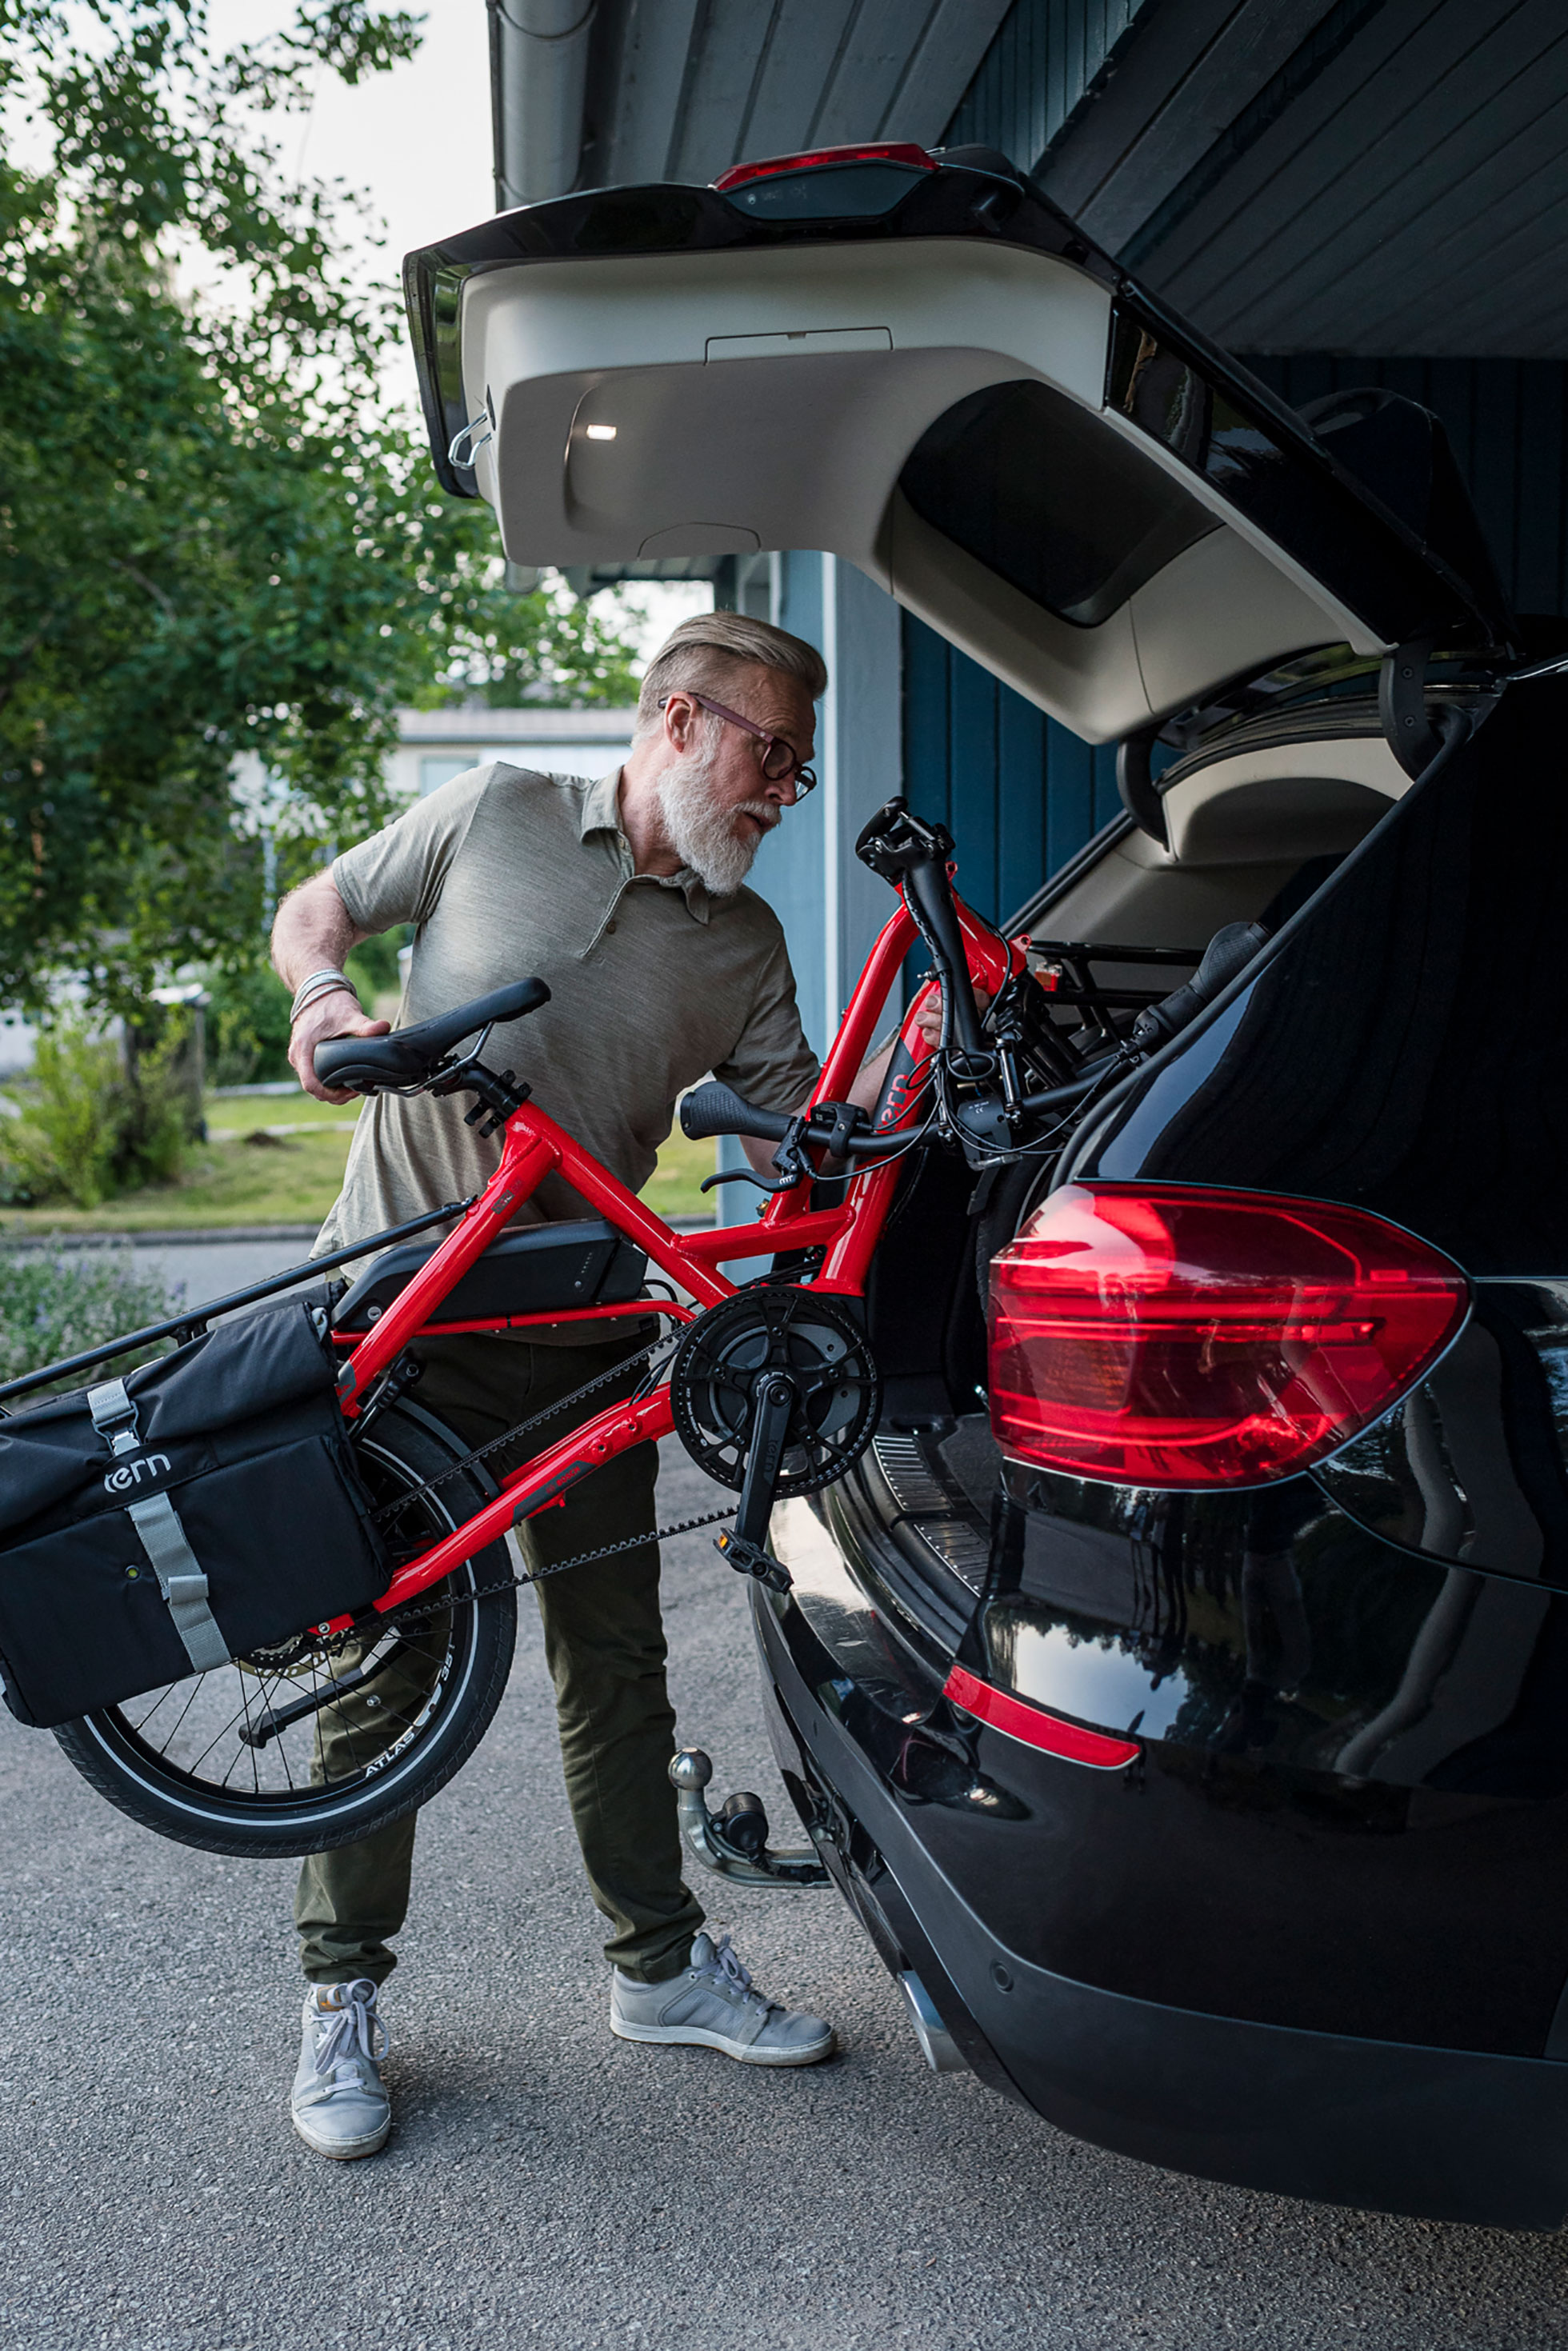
[
  {"xmin": 290, "ymin": 1978, "xmax": 391, "ymax": 2160},
  {"xmin": 610, "ymin": 1933, "xmax": 835, "ymax": 2066}
]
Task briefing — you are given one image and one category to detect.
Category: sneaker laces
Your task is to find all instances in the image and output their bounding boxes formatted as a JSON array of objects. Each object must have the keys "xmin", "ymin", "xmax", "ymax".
[
  {"xmin": 695, "ymin": 1934, "xmax": 770, "ymax": 2014},
  {"xmin": 310, "ymin": 1980, "xmax": 389, "ymax": 2081}
]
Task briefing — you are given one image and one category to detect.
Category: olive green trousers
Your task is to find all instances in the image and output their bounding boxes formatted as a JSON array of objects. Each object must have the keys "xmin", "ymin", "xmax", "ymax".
[{"xmin": 294, "ymin": 1331, "xmax": 705, "ymax": 1988}]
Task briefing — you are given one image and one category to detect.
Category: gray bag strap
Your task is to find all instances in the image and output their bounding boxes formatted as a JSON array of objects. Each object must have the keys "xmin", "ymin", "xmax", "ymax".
[
  {"xmin": 88, "ymin": 1377, "xmax": 141, "ymax": 1457},
  {"xmin": 126, "ymin": 1493, "xmax": 230, "ymax": 1674}
]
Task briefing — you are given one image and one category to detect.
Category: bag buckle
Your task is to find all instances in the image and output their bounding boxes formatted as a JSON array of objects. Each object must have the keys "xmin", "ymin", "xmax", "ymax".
[{"xmin": 88, "ymin": 1377, "xmax": 142, "ymax": 1457}]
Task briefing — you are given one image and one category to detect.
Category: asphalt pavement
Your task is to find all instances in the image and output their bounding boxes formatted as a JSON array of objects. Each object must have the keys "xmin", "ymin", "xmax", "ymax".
[{"xmin": 4, "ymin": 1434, "xmax": 1568, "ymax": 2345}]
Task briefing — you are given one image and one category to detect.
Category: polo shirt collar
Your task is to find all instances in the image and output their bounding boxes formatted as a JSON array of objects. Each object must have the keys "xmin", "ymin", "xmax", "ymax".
[{"xmin": 578, "ymin": 766, "xmax": 712, "ymax": 922}]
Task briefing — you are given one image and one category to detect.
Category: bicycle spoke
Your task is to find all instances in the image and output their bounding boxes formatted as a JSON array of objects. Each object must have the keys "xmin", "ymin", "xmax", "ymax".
[
  {"xmin": 126, "ymin": 1682, "xmax": 179, "ymax": 1737},
  {"xmin": 149, "ymin": 1673, "xmax": 208, "ymax": 1756},
  {"xmin": 197, "ymin": 1691, "xmax": 272, "ymax": 1780}
]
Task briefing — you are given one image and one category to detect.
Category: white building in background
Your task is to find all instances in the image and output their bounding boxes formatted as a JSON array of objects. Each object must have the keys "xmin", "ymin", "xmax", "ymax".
[{"xmin": 390, "ymin": 706, "xmax": 637, "ymax": 801}]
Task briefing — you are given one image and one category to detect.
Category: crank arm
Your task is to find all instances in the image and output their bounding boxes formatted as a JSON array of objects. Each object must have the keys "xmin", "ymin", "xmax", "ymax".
[{"xmin": 718, "ymin": 1369, "xmax": 797, "ymax": 1589}]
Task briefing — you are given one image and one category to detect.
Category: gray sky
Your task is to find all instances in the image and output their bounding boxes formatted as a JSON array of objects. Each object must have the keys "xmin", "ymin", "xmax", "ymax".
[
  {"xmin": 206, "ymin": 0, "xmax": 495, "ymax": 418},
  {"xmin": 200, "ymin": 0, "xmax": 709, "ymax": 650}
]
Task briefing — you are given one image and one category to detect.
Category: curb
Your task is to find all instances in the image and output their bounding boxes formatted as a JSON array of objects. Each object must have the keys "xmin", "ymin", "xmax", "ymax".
[
  {"xmin": 2, "ymin": 1216, "xmax": 719, "ymax": 1249},
  {"xmin": 0, "ymin": 1225, "xmax": 321, "ymax": 1249}
]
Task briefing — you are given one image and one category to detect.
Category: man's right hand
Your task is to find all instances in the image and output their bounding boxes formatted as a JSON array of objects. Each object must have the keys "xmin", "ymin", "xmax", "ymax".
[{"xmin": 289, "ymin": 990, "xmax": 391, "ymax": 1104}]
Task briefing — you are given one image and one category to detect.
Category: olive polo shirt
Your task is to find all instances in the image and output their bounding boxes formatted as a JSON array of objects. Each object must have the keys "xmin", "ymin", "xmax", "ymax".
[{"xmin": 314, "ymin": 762, "xmax": 820, "ymax": 1276}]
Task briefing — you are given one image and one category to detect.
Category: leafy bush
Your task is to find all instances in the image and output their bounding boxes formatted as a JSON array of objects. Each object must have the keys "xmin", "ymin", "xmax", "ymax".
[
  {"xmin": 0, "ymin": 1243, "xmax": 178, "ymax": 1389},
  {"xmin": 346, "ymin": 928, "xmax": 409, "ymax": 1006},
  {"xmin": 206, "ymin": 964, "xmax": 294, "ymax": 1088},
  {"xmin": 0, "ymin": 1014, "xmax": 189, "ymax": 1208}
]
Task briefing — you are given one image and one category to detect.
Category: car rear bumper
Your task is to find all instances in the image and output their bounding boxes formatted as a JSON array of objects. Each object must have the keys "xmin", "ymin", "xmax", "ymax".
[{"xmin": 754, "ymin": 1585, "xmax": 1568, "ymax": 2230}]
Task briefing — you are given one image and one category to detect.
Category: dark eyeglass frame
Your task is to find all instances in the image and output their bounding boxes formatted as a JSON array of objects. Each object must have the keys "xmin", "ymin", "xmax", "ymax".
[{"xmin": 659, "ymin": 689, "xmax": 818, "ymax": 796}]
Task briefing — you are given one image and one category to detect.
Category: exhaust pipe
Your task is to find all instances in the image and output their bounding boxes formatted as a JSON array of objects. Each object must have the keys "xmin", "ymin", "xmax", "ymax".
[{"xmin": 898, "ymin": 1971, "xmax": 966, "ymax": 2073}]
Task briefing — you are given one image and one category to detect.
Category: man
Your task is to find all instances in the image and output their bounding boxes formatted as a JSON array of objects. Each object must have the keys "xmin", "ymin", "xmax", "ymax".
[{"xmin": 272, "ymin": 612, "xmax": 900, "ymax": 2160}]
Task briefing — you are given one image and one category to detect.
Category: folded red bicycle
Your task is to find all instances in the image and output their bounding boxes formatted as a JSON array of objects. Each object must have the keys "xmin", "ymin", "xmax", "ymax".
[{"xmin": 0, "ymin": 802, "xmax": 1210, "ymax": 1856}]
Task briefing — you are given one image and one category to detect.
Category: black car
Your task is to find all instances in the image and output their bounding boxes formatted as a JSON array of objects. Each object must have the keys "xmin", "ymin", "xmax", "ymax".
[{"xmin": 406, "ymin": 142, "xmax": 1568, "ymax": 2229}]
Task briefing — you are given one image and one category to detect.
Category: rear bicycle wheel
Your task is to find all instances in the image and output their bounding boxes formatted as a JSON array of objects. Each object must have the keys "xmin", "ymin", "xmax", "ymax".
[{"xmin": 52, "ymin": 1400, "xmax": 518, "ymax": 1858}]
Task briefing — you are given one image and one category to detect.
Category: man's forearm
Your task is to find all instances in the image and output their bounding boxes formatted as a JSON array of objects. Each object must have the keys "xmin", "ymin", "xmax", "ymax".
[
  {"xmin": 271, "ymin": 874, "xmax": 389, "ymax": 1104},
  {"xmin": 847, "ymin": 1037, "xmax": 896, "ymax": 1118},
  {"xmin": 270, "ymin": 874, "xmax": 371, "ymax": 993}
]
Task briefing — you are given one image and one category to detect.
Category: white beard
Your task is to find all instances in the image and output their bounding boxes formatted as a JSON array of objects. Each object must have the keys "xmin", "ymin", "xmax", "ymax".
[{"xmin": 653, "ymin": 738, "xmax": 778, "ymax": 898}]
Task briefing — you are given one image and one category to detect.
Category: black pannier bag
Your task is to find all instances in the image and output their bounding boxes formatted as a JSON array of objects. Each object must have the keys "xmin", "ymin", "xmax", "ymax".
[{"xmin": 0, "ymin": 1297, "xmax": 390, "ymax": 1729}]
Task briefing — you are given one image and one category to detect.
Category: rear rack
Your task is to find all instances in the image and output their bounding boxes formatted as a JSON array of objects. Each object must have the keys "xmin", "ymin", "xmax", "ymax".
[{"xmin": 1025, "ymin": 938, "xmax": 1204, "ymax": 1042}]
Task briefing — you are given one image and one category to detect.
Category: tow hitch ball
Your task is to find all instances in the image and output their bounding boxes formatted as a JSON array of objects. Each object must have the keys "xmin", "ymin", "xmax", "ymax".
[{"xmin": 668, "ymin": 1749, "xmax": 830, "ymax": 1888}]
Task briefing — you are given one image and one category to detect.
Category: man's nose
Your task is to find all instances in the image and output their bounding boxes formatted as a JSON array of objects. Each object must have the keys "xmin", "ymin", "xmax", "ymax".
[{"xmin": 766, "ymin": 773, "xmax": 800, "ymax": 810}]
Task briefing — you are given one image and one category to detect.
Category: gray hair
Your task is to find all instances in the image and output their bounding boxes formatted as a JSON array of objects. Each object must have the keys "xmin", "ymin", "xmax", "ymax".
[{"xmin": 634, "ymin": 611, "xmax": 828, "ymax": 738}]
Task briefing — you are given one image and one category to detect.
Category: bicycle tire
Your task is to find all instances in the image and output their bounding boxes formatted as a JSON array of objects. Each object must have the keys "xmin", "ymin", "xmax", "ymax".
[{"xmin": 51, "ymin": 1401, "xmax": 518, "ymax": 1859}]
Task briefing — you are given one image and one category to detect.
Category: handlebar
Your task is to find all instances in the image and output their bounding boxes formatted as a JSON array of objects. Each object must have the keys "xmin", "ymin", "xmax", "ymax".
[
  {"xmin": 682, "ymin": 1083, "xmax": 898, "ymax": 1153},
  {"xmin": 902, "ymin": 859, "xmax": 989, "ymax": 1062},
  {"xmin": 854, "ymin": 798, "xmax": 989, "ymax": 1063}
]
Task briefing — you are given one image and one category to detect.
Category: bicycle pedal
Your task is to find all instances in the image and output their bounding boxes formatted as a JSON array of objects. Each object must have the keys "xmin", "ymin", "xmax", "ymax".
[{"xmin": 714, "ymin": 1529, "xmax": 792, "ymax": 1593}]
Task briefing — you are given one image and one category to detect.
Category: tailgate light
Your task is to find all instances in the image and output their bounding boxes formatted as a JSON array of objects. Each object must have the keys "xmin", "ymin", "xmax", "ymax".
[
  {"xmin": 713, "ymin": 145, "xmax": 936, "ymax": 193},
  {"xmin": 989, "ymin": 1184, "xmax": 1468, "ymax": 1488},
  {"xmin": 945, "ymin": 1666, "xmax": 1139, "ymax": 1769}
]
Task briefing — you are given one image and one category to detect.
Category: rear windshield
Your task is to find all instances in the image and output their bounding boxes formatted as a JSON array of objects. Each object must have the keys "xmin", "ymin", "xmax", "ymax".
[{"xmin": 898, "ymin": 378, "xmax": 1219, "ymax": 630}]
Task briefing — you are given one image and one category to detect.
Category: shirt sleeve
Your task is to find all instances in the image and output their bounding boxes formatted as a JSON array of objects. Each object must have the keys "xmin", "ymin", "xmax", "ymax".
[
  {"xmin": 712, "ymin": 926, "xmax": 821, "ymax": 1114},
  {"xmin": 331, "ymin": 765, "xmax": 494, "ymax": 934}
]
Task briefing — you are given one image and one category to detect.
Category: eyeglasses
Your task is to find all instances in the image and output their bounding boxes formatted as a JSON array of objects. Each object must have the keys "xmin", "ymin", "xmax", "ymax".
[{"xmin": 660, "ymin": 690, "xmax": 818, "ymax": 796}]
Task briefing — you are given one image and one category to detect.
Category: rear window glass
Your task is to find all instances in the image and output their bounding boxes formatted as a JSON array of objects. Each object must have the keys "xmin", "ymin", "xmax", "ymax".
[{"xmin": 898, "ymin": 378, "xmax": 1220, "ymax": 630}]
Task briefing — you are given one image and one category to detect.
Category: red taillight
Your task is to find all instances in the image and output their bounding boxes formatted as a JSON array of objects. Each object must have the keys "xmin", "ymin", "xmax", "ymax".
[
  {"xmin": 712, "ymin": 145, "xmax": 936, "ymax": 192},
  {"xmin": 944, "ymin": 1666, "xmax": 1139, "ymax": 1769},
  {"xmin": 989, "ymin": 1184, "xmax": 1468, "ymax": 1488}
]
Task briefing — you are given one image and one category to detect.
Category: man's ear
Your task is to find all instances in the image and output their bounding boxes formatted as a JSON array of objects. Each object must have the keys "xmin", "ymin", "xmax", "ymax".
[{"xmin": 662, "ymin": 691, "xmax": 696, "ymax": 756}]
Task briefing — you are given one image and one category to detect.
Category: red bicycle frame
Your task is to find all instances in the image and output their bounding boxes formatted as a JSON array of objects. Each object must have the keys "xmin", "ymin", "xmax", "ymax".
[{"xmin": 325, "ymin": 880, "xmax": 1024, "ymax": 1629}]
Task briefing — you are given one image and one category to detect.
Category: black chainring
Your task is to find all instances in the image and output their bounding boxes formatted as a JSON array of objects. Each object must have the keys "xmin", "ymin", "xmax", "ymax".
[{"xmin": 668, "ymin": 1285, "xmax": 880, "ymax": 1496}]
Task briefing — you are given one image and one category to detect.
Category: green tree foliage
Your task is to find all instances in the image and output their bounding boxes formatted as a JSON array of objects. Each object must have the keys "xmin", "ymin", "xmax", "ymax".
[{"xmin": 0, "ymin": 0, "xmax": 640, "ymax": 1019}]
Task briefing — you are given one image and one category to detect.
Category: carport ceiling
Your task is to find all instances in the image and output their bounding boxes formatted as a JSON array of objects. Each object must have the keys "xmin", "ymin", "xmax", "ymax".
[
  {"xmin": 1032, "ymin": 0, "xmax": 1568, "ymax": 358},
  {"xmin": 579, "ymin": 0, "xmax": 1015, "ymax": 190},
  {"xmin": 490, "ymin": 0, "xmax": 1568, "ymax": 358}
]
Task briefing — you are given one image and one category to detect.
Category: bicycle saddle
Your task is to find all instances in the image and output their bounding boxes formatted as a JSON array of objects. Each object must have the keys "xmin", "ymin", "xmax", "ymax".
[{"xmin": 314, "ymin": 978, "xmax": 550, "ymax": 1093}]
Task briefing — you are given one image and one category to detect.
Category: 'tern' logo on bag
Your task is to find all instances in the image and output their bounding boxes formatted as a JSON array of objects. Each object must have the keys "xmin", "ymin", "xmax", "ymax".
[{"xmin": 104, "ymin": 1453, "xmax": 171, "ymax": 1495}]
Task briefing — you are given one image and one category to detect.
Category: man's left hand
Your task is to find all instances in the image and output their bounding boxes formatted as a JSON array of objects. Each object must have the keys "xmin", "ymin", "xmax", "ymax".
[{"xmin": 914, "ymin": 978, "xmax": 994, "ymax": 1053}]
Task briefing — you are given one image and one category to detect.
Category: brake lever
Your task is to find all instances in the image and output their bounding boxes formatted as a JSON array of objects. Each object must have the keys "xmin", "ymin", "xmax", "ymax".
[{"xmin": 699, "ymin": 1165, "xmax": 798, "ymax": 1196}]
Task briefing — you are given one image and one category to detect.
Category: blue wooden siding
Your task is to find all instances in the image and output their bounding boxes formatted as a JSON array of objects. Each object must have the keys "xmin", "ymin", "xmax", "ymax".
[
  {"xmin": 744, "ymin": 551, "xmax": 830, "ymax": 1049},
  {"xmin": 944, "ymin": 0, "xmax": 1151, "ymax": 174},
  {"xmin": 1243, "ymin": 354, "xmax": 1568, "ymax": 620},
  {"xmin": 901, "ymin": 612, "xmax": 1122, "ymax": 930}
]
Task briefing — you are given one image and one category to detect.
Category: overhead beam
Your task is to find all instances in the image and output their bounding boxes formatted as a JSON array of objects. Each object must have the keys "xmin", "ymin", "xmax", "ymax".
[{"xmin": 1035, "ymin": 0, "xmax": 1346, "ymax": 254}]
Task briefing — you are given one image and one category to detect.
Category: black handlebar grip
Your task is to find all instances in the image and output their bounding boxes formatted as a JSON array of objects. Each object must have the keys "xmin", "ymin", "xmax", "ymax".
[
  {"xmin": 680, "ymin": 1082, "xmax": 793, "ymax": 1144},
  {"xmin": 1133, "ymin": 922, "xmax": 1268, "ymax": 1049}
]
